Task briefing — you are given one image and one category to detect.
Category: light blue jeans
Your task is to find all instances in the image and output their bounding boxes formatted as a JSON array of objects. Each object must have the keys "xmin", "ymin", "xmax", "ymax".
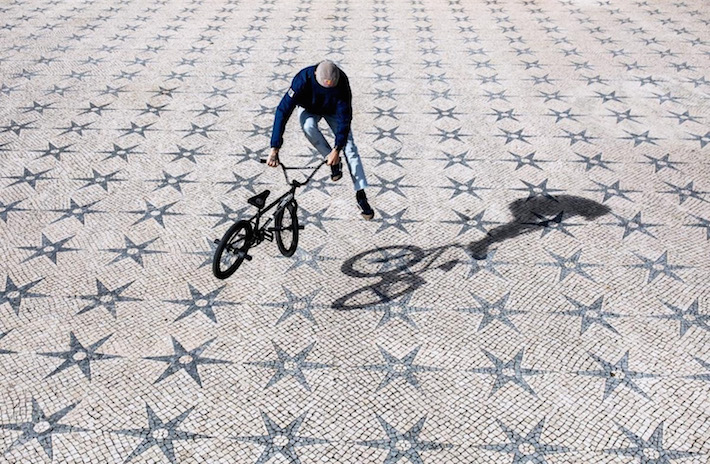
[{"xmin": 298, "ymin": 107, "xmax": 368, "ymax": 192}]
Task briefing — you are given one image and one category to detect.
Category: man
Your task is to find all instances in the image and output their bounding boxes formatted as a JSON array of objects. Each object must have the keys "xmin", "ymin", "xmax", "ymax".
[{"xmin": 268, "ymin": 60, "xmax": 374, "ymax": 220}]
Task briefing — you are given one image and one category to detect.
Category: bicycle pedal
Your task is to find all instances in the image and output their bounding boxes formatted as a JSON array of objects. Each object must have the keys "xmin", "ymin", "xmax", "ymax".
[
  {"xmin": 213, "ymin": 238, "xmax": 220, "ymax": 244},
  {"xmin": 244, "ymin": 254, "xmax": 253, "ymax": 261},
  {"xmin": 298, "ymin": 225, "xmax": 305, "ymax": 230}
]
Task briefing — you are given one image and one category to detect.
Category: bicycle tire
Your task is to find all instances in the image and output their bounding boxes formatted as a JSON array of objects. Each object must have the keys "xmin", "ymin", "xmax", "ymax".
[
  {"xmin": 213, "ymin": 220, "xmax": 252, "ymax": 279},
  {"xmin": 275, "ymin": 200, "xmax": 299, "ymax": 257},
  {"xmin": 341, "ymin": 245, "xmax": 425, "ymax": 278}
]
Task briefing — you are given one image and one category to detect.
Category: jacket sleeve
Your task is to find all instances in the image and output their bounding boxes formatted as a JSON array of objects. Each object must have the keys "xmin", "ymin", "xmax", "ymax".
[
  {"xmin": 270, "ymin": 73, "xmax": 306, "ymax": 148},
  {"xmin": 334, "ymin": 79, "xmax": 353, "ymax": 149}
]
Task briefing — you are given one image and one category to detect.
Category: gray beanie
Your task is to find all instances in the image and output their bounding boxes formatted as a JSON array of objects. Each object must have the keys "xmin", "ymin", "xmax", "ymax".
[{"xmin": 315, "ymin": 60, "xmax": 340, "ymax": 87}]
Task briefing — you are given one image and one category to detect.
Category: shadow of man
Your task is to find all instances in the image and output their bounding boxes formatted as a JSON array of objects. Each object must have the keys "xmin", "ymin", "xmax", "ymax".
[
  {"xmin": 333, "ymin": 195, "xmax": 611, "ymax": 311},
  {"xmin": 468, "ymin": 195, "xmax": 611, "ymax": 259}
]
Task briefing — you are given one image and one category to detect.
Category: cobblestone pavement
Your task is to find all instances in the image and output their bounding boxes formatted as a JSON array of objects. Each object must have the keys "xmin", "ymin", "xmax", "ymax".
[{"xmin": 1, "ymin": 0, "xmax": 710, "ymax": 462}]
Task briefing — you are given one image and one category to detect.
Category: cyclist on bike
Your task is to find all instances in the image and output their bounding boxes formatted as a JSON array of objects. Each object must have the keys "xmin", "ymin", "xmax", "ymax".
[{"xmin": 267, "ymin": 60, "xmax": 374, "ymax": 220}]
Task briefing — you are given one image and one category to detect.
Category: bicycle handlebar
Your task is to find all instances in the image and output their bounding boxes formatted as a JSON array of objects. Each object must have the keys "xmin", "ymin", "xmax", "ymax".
[{"xmin": 259, "ymin": 157, "xmax": 328, "ymax": 186}]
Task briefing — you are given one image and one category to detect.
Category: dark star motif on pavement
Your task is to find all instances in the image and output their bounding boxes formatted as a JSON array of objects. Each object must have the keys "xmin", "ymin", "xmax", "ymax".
[
  {"xmin": 247, "ymin": 341, "xmax": 330, "ymax": 391},
  {"xmin": 4, "ymin": 167, "xmax": 54, "ymax": 189},
  {"xmin": 578, "ymin": 351, "xmax": 657, "ymax": 400},
  {"xmin": 358, "ymin": 415, "xmax": 451, "ymax": 463},
  {"xmin": 237, "ymin": 412, "xmax": 328, "ymax": 464},
  {"xmin": 557, "ymin": 128, "xmax": 597, "ymax": 145},
  {"xmin": 540, "ymin": 248, "xmax": 600, "ymax": 282},
  {"xmin": 605, "ymin": 422, "xmax": 698, "ymax": 463},
  {"xmin": 505, "ymin": 151, "xmax": 549, "ymax": 170},
  {"xmin": 167, "ymin": 284, "xmax": 235, "ymax": 323},
  {"xmin": 0, "ymin": 119, "xmax": 35, "ymax": 136},
  {"xmin": 40, "ymin": 332, "xmax": 118, "ymax": 380},
  {"xmin": 363, "ymin": 345, "xmax": 440, "ymax": 391},
  {"xmin": 496, "ymin": 127, "xmax": 534, "ymax": 144},
  {"xmin": 145, "ymin": 336, "xmax": 230, "ymax": 387},
  {"xmin": 99, "ymin": 143, "xmax": 143, "ymax": 162},
  {"xmin": 0, "ymin": 398, "xmax": 82, "ymax": 461},
  {"xmin": 374, "ymin": 208, "xmax": 417, "ymax": 234},
  {"xmin": 603, "ymin": 211, "xmax": 661, "ymax": 239},
  {"xmin": 203, "ymin": 203, "xmax": 250, "ymax": 229},
  {"xmin": 49, "ymin": 198, "xmax": 103, "ymax": 225},
  {"xmin": 442, "ymin": 176, "xmax": 491, "ymax": 200},
  {"xmin": 572, "ymin": 152, "xmax": 616, "ymax": 171},
  {"xmin": 73, "ymin": 168, "xmax": 125, "ymax": 191},
  {"xmin": 266, "ymin": 286, "xmax": 325, "ymax": 326},
  {"xmin": 149, "ymin": 170, "xmax": 197, "ymax": 193},
  {"xmin": 458, "ymin": 292, "xmax": 526, "ymax": 333},
  {"xmin": 560, "ymin": 295, "xmax": 621, "ymax": 335},
  {"xmin": 480, "ymin": 419, "xmax": 569, "ymax": 463},
  {"xmin": 281, "ymin": 245, "xmax": 337, "ymax": 274},
  {"xmin": 514, "ymin": 179, "xmax": 563, "ymax": 202},
  {"xmin": 665, "ymin": 110, "xmax": 702, "ymax": 125},
  {"xmin": 0, "ymin": 330, "xmax": 13, "ymax": 355},
  {"xmin": 128, "ymin": 200, "xmax": 184, "ymax": 227},
  {"xmin": 436, "ymin": 150, "xmax": 478, "ymax": 169},
  {"xmin": 217, "ymin": 172, "xmax": 262, "ymax": 194},
  {"xmin": 181, "ymin": 122, "xmax": 219, "ymax": 138},
  {"xmin": 362, "ymin": 290, "xmax": 432, "ymax": 330},
  {"xmin": 116, "ymin": 404, "xmax": 208, "ymax": 464},
  {"xmin": 627, "ymin": 251, "xmax": 688, "ymax": 283},
  {"xmin": 685, "ymin": 214, "xmax": 710, "ymax": 240},
  {"xmin": 18, "ymin": 233, "xmax": 79, "ymax": 265},
  {"xmin": 606, "ymin": 108, "xmax": 643, "ymax": 124},
  {"xmin": 656, "ymin": 298, "xmax": 709, "ymax": 337},
  {"xmin": 228, "ymin": 145, "xmax": 267, "ymax": 164},
  {"xmin": 546, "ymin": 107, "xmax": 582, "ymax": 123},
  {"xmin": 686, "ymin": 131, "xmax": 710, "ymax": 148},
  {"xmin": 298, "ymin": 206, "xmax": 337, "ymax": 233},
  {"xmin": 471, "ymin": 348, "xmax": 544, "ymax": 398},
  {"xmin": 659, "ymin": 181, "xmax": 707, "ymax": 204},
  {"xmin": 372, "ymin": 174, "xmax": 416, "ymax": 198},
  {"xmin": 442, "ymin": 209, "xmax": 501, "ymax": 237},
  {"xmin": 103, "ymin": 236, "xmax": 166, "ymax": 267},
  {"xmin": 462, "ymin": 248, "xmax": 512, "ymax": 279},
  {"xmin": 370, "ymin": 147, "xmax": 414, "ymax": 168},
  {"xmin": 0, "ymin": 199, "xmax": 30, "ymax": 223},
  {"xmin": 76, "ymin": 279, "xmax": 141, "ymax": 318},
  {"xmin": 488, "ymin": 108, "xmax": 521, "ymax": 122},
  {"xmin": 525, "ymin": 211, "xmax": 583, "ymax": 238},
  {"xmin": 585, "ymin": 179, "xmax": 638, "ymax": 202},
  {"xmin": 33, "ymin": 142, "xmax": 75, "ymax": 161},
  {"xmin": 0, "ymin": 276, "xmax": 45, "ymax": 316},
  {"xmin": 368, "ymin": 125, "xmax": 408, "ymax": 142},
  {"xmin": 119, "ymin": 121, "xmax": 156, "ymax": 138}
]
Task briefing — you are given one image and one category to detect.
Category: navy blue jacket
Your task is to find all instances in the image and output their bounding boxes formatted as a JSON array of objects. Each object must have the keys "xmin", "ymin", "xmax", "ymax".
[{"xmin": 270, "ymin": 64, "xmax": 353, "ymax": 149}]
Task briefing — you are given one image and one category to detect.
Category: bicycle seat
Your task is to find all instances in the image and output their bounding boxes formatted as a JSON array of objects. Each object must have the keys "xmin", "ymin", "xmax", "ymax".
[{"xmin": 247, "ymin": 190, "xmax": 270, "ymax": 209}]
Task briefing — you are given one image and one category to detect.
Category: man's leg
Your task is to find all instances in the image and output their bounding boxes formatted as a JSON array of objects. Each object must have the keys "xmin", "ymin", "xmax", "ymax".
[
  {"xmin": 299, "ymin": 108, "xmax": 331, "ymax": 156},
  {"xmin": 324, "ymin": 116, "xmax": 373, "ymax": 219},
  {"xmin": 324, "ymin": 116, "xmax": 368, "ymax": 191}
]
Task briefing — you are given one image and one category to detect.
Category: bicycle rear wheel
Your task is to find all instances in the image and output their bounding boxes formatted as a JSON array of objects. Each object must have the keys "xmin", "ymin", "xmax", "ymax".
[
  {"xmin": 213, "ymin": 220, "xmax": 252, "ymax": 279},
  {"xmin": 275, "ymin": 200, "xmax": 299, "ymax": 257}
]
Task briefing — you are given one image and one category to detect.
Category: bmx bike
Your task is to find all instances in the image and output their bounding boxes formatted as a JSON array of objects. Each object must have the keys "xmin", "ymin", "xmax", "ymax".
[{"xmin": 212, "ymin": 157, "xmax": 327, "ymax": 280}]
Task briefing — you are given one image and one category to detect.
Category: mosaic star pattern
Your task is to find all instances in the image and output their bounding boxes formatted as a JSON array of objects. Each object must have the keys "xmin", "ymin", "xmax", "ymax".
[{"xmin": 1, "ymin": 0, "xmax": 709, "ymax": 462}]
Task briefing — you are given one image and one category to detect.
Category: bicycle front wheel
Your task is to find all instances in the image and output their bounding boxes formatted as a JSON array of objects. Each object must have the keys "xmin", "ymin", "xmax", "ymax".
[
  {"xmin": 275, "ymin": 200, "xmax": 299, "ymax": 257},
  {"xmin": 213, "ymin": 220, "xmax": 252, "ymax": 279}
]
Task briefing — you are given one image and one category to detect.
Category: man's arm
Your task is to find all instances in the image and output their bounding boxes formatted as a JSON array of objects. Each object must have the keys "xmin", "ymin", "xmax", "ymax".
[
  {"xmin": 270, "ymin": 74, "xmax": 305, "ymax": 149},
  {"xmin": 333, "ymin": 78, "xmax": 353, "ymax": 151}
]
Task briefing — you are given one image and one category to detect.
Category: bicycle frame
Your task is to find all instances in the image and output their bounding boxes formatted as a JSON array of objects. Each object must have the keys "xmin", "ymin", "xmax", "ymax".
[{"xmin": 249, "ymin": 158, "xmax": 327, "ymax": 244}]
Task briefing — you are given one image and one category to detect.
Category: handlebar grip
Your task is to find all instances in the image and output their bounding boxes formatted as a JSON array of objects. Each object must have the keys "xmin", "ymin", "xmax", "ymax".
[{"xmin": 260, "ymin": 159, "xmax": 267, "ymax": 163}]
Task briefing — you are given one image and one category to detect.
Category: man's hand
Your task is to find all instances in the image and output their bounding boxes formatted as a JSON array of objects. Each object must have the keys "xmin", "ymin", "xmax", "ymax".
[
  {"xmin": 267, "ymin": 147, "xmax": 280, "ymax": 167},
  {"xmin": 326, "ymin": 148, "xmax": 340, "ymax": 166}
]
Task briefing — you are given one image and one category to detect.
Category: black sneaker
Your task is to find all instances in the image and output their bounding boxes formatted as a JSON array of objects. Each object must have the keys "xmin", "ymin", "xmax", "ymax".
[
  {"xmin": 330, "ymin": 161, "xmax": 343, "ymax": 181},
  {"xmin": 356, "ymin": 189, "xmax": 374, "ymax": 220}
]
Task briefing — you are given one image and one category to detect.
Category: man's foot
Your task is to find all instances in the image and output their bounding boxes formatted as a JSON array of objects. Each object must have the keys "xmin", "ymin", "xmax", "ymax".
[
  {"xmin": 356, "ymin": 189, "xmax": 374, "ymax": 220},
  {"xmin": 330, "ymin": 161, "xmax": 342, "ymax": 181}
]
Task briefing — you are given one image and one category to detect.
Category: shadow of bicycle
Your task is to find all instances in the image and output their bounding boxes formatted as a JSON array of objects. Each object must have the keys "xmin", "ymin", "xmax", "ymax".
[{"xmin": 332, "ymin": 195, "xmax": 610, "ymax": 311}]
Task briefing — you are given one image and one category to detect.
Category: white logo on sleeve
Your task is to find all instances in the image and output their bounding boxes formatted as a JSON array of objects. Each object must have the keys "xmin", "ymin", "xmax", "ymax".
[{"xmin": 287, "ymin": 87, "xmax": 295, "ymax": 97}]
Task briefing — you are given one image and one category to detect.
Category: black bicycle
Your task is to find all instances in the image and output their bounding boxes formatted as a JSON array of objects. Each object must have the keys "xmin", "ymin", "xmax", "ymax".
[{"xmin": 212, "ymin": 157, "xmax": 327, "ymax": 279}]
